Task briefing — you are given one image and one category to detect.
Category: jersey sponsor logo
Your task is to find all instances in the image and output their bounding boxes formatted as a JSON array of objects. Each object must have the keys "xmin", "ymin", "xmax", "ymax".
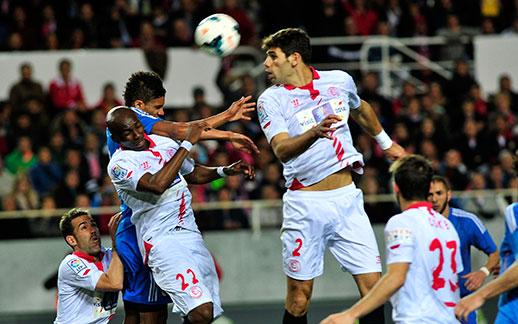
[
  {"xmin": 189, "ymin": 286, "xmax": 203, "ymax": 298},
  {"xmin": 295, "ymin": 98, "xmax": 348, "ymax": 132},
  {"xmin": 257, "ymin": 102, "xmax": 270, "ymax": 128},
  {"xmin": 287, "ymin": 259, "xmax": 301, "ymax": 272},
  {"xmin": 111, "ymin": 164, "xmax": 129, "ymax": 180},
  {"xmin": 386, "ymin": 228, "xmax": 413, "ymax": 246},
  {"xmin": 67, "ymin": 258, "xmax": 88, "ymax": 275},
  {"xmin": 291, "ymin": 98, "xmax": 300, "ymax": 107}
]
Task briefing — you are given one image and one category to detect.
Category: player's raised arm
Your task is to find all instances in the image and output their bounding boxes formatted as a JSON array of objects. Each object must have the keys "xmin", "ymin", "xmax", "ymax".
[
  {"xmin": 95, "ymin": 212, "xmax": 123, "ymax": 291},
  {"xmin": 350, "ymin": 100, "xmax": 406, "ymax": 160},
  {"xmin": 270, "ymin": 114, "xmax": 342, "ymax": 163}
]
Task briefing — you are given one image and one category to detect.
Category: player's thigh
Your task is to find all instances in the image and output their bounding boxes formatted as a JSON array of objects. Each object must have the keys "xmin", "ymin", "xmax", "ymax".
[
  {"xmin": 146, "ymin": 233, "xmax": 216, "ymax": 316},
  {"xmin": 328, "ymin": 188, "xmax": 382, "ymax": 275},
  {"xmin": 281, "ymin": 192, "xmax": 328, "ymax": 281}
]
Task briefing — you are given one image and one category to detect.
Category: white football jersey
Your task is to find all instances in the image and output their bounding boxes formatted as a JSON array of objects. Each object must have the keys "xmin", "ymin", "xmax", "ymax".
[
  {"xmin": 258, "ymin": 68, "xmax": 364, "ymax": 189},
  {"xmin": 55, "ymin": 248, "xmax": 118, "ymax": 324},
  {"xmin": 385, "ymin": 202, "xmax": 462, "ymax": 324},
  {"xmin": 107, "ymin": 134, "xmax": 197, "ymax": 245}
]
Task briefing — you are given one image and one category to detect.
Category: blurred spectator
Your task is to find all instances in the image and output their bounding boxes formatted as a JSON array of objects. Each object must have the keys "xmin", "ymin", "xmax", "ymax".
[
  {"xmin": 437, "ymin": 15, "xmax": 473, "ymax": 61},
  {"xmin": 501, "ymin": 16, "xmax": 518, "ymax": 35},
  {"xmin": 447, "ymin": 59, "xmax": 476, "ymax": 106},
  {"xmin": 29, "ymin": 146, "xmax": 62, "ymax": 196},
  {"xmin": 455, "ymin": 119, "xmax": 488, "ymax": 169},
  {"xmin": 342, "ymin": 0, "xmax": 379, "ymax": 36},
  {"xmin": 50, "ymin": 110, "xmax": 88, "ymax": 148},
  {"xmin": 168, "ymin": 17, "xmax": 193, "ymax": 47},
  {"xmin": 217, "ymin": 0, "xmax": 257, "ymax": 45},
  {"xmin": 63, "ymin": 148, "xmax": 91, "ymax": 189},
  {"xmin": 4, "ymin": 136, "xmax": 37, "ymax": 175},
  {"xmin": 358, "ymin": 174, "xmax": 397, "ymax": 223},
  {"xmin": 12, "ymin": 173, "xmax": 39, "ymax": 210},
  {"xmin": 499, "ymin": 150, "xmax": 516, "ymax": 182},
  {"xmin": 83, "ymin": 132, "xmax": 108, "ymax": 183},
  {"xmin": 212, "ymin": 186, "xmax": 250, "ymax": 230},
  {"xmin": 151, "ymin": 5, "xmax": 169, "ymax": 44},
  {"xmin": 439, "ymin": 149, "xmax": 469, "ymax": 190},
  {"xmin": 8, "ymin": 62, "xmax": 45, "ymax": 110},
  {"xmin": 10, "ymin": 6, "xmax": 37, "ymax": 50},
  {"xmin": 75, "ymin": 193, "xmax": 91, "ymax": 208},
  {"xmin": 135, "ymin": 21, "xmax": 168, "ymax": 78},
  {"xmin": 48, "ymin": 132, "xmax": 67, "ymax": 165},
  {"xmin": 40, "ymin": 4, "xmax": 58, "ymax": 46},
  {"xmin": 100, "ymin": 5, "xmax": 132, "ymax": 48},
  {"xmin": 493, "ymin": 75, "xmax": 518, "ymax": 112},
  {"xmin": 469, "ymin": 83, "xmax": 488, "ymax": 118},
  {"xmin": 0, "ymin": 157, "xmax": 15, "ymax": 198},
  {"xmin": 462, "ymin": 172, "xmax": 505, "ymax": 219},
  {"xmin": 1, "ymin": 194, "xmax": 17, "ymax": 211},
  {"xmin": 75, "ymin": 3, "xmax": 99, "ymax": 48},
  {"xmin": 44, "ymin": 32, "xmax": 60, "ymax": 50},
  {"xmin": 258, "ymin": 184, "xmax": 282, "ymax": 227},
  {"xmin": 53, "ymin": 170, "xmax": 83, "ymax": 208},
  {"xmin": 0, "ymin": 102, "xmax": 11, "ymax": 156},
  {"xmin": 94, "ymin": 82, "xmax": 123, "ymax": 114},
  {"xmin": 488, "ymin": 164, "xmax": 505, "ymax": 189},
  {"xmin": 48, "ymin": 59, "xmax": 87, "ymax": 113}
]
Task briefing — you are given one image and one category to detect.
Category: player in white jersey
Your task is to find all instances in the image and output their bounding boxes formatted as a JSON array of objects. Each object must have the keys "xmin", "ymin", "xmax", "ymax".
[
  {"xmin": 322, "ymin": 155, "xmax": 463, "ymax": 324},
  {"xmin": 106, "ymin": 107, "xmax": 254, "ymax": 324},
  {"xmin": 258, "ymin": 28, "xmax": 406, "ymax": 324},
  {"xmin": 55, "ymin": 208, "xmax": 123, "ymax": 324}
]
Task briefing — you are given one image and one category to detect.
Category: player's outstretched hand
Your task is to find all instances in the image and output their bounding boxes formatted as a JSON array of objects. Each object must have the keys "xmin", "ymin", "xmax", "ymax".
[
  {"xmin": 383, "ymin": 142, "xmax": 407, "ymax": 161},
  {"xmin": 455, "ymin": 293, "xmax": 485, "ymax": 321},
  {"xmin": 186, "ymin": 121, "xmax": 212, "ymax": 144},
  {"xmin": 311, "ymin": 114, "xmax": 342, "ymax": 139},
  {"xmin": 108, "ymin": 212, "xmax": 123, "ymax": 246},
  {"xmin": 223, "ymin": 160, "xmax": 255, "ymax": 180},
  {"xmin": 320, "ymin": 311, "xmax": 356, "ymax": 324},
  {"xmin": 230, "ymin": 132, "xmax": 260, "ymax": 154},
  {"xmin": 463, "ymin": 271, "xmax": 487, "ymax": 291},
  {"xmin": 226, "ymin": 96, "xmax": 256, "ymax": 122}
]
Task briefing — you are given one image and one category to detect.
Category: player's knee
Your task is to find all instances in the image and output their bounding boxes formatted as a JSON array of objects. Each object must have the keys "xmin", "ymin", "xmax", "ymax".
[
  {"xmin": 187, "ymin": 302, "xmax": 213, "ymax": 324},
  {"xmin": 286, "ymin": 293, "xmax": 310, "ymax": 316}
]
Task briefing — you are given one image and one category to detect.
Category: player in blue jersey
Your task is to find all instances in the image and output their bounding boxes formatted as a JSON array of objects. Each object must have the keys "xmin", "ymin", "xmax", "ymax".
[
  {"xmin": 109, "ymin": 71, "xmax": 259, "ymax": 323},
  {"xmin": 428, "ymin": 175, "xmax": 500, "ymax": 324},
  {"xmin": 455, "ymin": 202, "xmax": 518, "ymax": 323}
]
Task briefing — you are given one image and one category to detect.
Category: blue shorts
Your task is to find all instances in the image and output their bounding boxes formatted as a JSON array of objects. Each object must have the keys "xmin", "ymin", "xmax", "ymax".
[
  {"xmin": 116, "ymin": 213, "xmax": 171, "ymax": 305},
  {"xmin": 460, "ymin": 310, "xmax": 476, "ymax": 324},
  {"xmin": 495, "ymin": 299, "xmax": 518, "ymax": 324}
]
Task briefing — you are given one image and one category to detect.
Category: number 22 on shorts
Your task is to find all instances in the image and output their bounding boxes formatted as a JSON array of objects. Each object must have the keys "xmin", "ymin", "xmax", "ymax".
[{"xmin": 292, "ymin": 238, "xmax": 303, "ymax": 257}]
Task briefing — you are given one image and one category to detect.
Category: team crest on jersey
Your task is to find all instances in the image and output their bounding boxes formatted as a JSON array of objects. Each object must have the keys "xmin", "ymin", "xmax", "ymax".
[
  {"xmin": 190, "ymin": 286, "xmax": 203, "ymax": 298},
  {"xmin": 67, "ymin": 258, "xmax": 88, "ymax": 275},
  {"xmin": 111, "ymin": 164, "xmax": 129, "ymax": 180},
  {"xmin": 386, "ymin": 228, "xmax": 413, "ymax": 245},
  {"xmin": 141, "ymin": 161, "xmax": 151, "ymax": 170},
  {"xmin": 327, "ymin": 87, "xmax": 340, "ymax": 97},
  {"xmin": 288, "ymin": 259, "xmax": 301, "ymax": 272},
  {"xmin": 291, "ymin": 98, "xmax": 300, "ymax": 107}
]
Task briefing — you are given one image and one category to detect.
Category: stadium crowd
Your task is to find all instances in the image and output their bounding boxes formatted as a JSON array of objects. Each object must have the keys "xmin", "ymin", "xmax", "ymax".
[{"xmin": 0, "ymin": 0, "xmax": 516, "ymax": 236}]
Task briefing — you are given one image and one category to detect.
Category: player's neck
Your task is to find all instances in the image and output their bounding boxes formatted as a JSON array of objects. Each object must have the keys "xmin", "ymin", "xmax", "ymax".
[
  {"xmin": 286, "ymin": 65, "xmax": 313, "ymax": 87},
  {"xmin": 399, "ymin": 198, "xmax": 423, "ymax": 211},
  {"xmin": 442, "ymin": 205, "xmax": 450, "ymax": 218}
]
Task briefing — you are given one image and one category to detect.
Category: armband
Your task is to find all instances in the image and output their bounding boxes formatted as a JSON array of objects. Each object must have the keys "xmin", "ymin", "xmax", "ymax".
[
  {"xmin": 374, "ymin": 130, "xmax": 393, "ymax": 150},
  {"xmin": 217, "ymin": 166, "xmax": 227, "ymax": 178},
  {"xmin": 180, "ymin": 141, "xmax": 193, "ymax": 152}
]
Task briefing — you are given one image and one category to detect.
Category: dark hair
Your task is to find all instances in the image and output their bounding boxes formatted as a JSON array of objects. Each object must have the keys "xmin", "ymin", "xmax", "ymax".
[
  {"xmin": 390, "ymin": 154, "xmax": 434, "ymax": 201},
  {"xmin": 20, "ymin": 62, "xmax": 31, "ymax": 71},
  {"xmin": 431, "ymin": 175, "xmax": 451, "ymax": 191},
  {"xmin": 123, "ymin": 71, "xmax": 166, "ymax": 106},
  {"xmin": 262, "ymin": 28, "xmax": 312, "ymax": 64},
  {"xmin": 59, "ymin": 208, "xmax": 90, "ymax": 239},
  {"xmin": 59, "ymin": 59, "xmax": 71, "ymax": 69}
]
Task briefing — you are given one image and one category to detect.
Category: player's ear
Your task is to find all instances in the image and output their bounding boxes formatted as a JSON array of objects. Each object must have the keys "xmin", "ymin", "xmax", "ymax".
[
  {"xmin": 133, "ymin": 100, "xmax": 145, "ymax": 109},
  {"xmin": 393, "ymin": 182, "xmax": 400, "ymax": 194},
  {"xmin": 447, "ymin": 190, "xmax": 452, "ymax": 202},
  {"xmin": 288, "ymin": 52, "xmax": 301, "ymax": 67},
  {"xmin": 65, "ymin": 235, "xmax": 77, "ymax": 248}
]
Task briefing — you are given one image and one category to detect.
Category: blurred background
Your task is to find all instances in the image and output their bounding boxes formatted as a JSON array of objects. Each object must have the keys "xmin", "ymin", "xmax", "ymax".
[{"xmin": 0, "ymin": 0, "xmax": 516, "ymax": 323}]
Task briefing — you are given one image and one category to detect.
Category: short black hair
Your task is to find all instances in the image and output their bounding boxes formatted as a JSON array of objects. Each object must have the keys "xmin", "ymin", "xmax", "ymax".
[
  {"xmin": 262, "ymin": 28, "xmax": 312, "ymax": 64},
  {"xmin": 390, "ymin": 155, "xmax": 434, "ymax": 201},
  {"xmin": 123, "ymin": 71, "xmax": 166, "ymax": 106},
  {"xmin": 431, "ymin": 175, "xmax": 451, "ymax": 191},
  {"xmin": 59, "ymin": 208, "xmax": 90, "ymax": 239}
]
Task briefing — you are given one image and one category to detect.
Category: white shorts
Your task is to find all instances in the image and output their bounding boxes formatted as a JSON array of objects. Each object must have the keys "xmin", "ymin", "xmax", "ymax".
[
  {"xmin": 145, "ymin": 229, "xmax": 223, "ymax": 318},
  {"xmin": 281, "ymin": 183, "xmax": 382, "ymax": 280}
]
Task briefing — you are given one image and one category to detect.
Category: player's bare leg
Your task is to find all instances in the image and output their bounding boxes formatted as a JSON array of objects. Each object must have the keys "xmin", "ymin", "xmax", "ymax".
[
  {"xmin": 353, "ymin": 272, "xmax": 385, "ymax": 324},
  {"xmin": 284, "ymin": 277, "xmax": 313, "ymax": 324},
  {"xmin": 139, "ymin": 306, "xmax": 168, "ymax": 324},
  {"xmin": 184, "ymin": 302, "xmax": 214, "ymax": 324}
]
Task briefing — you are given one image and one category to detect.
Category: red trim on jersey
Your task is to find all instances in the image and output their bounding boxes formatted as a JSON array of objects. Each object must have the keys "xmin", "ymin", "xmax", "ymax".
[
  {"xmin": 288, "ymin": 178, "xmax": 305, "ymax": 190},
  {"xmin": 143, "ymin": 241, "xmax": 153, "ymax": 266},
  {"xmin": 73, "ymin": 251, "xmax": 105, "ymax": 271},
  {"xmin": 405, "ymin": 202, "xmax": 433, "ymax": 211},
  {"xmin": 143, "ymin": 133, "xmax": 156, "ymax": 148},
  {"xmin": 178, "ymin": 191, "xmax": 186, "ymax": 224},
  {"xmin": 263, "ymin": 121, "xmax": 271, "ymax": 129},
  {"xmin": 283, "ymin": 66, "xmax": 321, "ymax": 100},
  {"xmin": 444, "ymin": 302, "xmax": 456, "ymax": 307},
  {"xmin": 389, "ymin": 244, "xmax": 401, "ymax": 250}
]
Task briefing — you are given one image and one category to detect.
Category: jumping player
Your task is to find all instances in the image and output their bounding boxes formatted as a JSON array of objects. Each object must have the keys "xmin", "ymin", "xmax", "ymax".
[
  {"xmin": 109, "ymin": 71, "xmax": 258, "ymax": 323},
  {"xmin": 429, "ymin": 175, "xmax": 499, "ymax": 324},
  {"xmin": 258, "ymin": 28, "xmax": 405, "ymax": 324},
  {"xmin": 322, "ymin": 155, "xmax": 462, "ymax": 324},
  {"xmin": 54, "ymin": 209, "xmax": 122, "ymax": 324},
  {"xmin": 107, "ymin": 108, "xmax": 254, "ymax": 324}
]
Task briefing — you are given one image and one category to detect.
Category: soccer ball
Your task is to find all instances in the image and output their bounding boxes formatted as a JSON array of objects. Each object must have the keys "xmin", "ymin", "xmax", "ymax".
[{"xmin": 194, "ymin": 14, "xmax": 240, "ymax": 57}]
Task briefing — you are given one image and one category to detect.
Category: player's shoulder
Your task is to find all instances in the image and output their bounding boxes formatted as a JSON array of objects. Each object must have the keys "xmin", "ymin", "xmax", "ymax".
[
  {"xmin": 504, "ymin": 202, "xmax": 518, "ymax": 232},
  {"xmin": 386, "ymin": 212, "xmax": 413, "ymax": 229},
  {"xmin": 258, "ymin": 84, "xmax": 285, "ymax": 102},
  {"xmin": 319, "ymin": 70, "xmax": 355, "ymax": 84},
  {"xmin": 450, "ymin": 207, "xmax": 486, "ymax": 232},
  {"xmin": 129, "ymin": 106, "xmax": 159, "ymax": 120},
  {"xmin": 149, "ymin": 133, "xmax": 175, "ymax": 146}
]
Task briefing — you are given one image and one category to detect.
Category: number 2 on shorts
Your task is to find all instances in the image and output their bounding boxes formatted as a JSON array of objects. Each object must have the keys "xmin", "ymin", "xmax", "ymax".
[
  {"xmin": 292, "ymin": 238, "xmax": 303, "ymax": 257},
  {"xmin": 176, "ymin": 268, "xmax": 199, "ymax": 291}
]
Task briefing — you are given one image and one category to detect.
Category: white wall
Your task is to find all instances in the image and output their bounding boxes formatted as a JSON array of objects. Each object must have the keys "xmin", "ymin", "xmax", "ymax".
[
  {"xmin": 474, "ymin": 35, "xmax": 518, "ymax": 94},
  {"xmin": 0, "ymin": 48, "xmax": 222, "ymax": 107}
]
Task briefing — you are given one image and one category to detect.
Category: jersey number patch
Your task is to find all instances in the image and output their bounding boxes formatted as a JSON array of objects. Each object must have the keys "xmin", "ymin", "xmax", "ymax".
[{"xmin": 429, "ymin": 238, "xmax": 458, "ymax": 292}]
